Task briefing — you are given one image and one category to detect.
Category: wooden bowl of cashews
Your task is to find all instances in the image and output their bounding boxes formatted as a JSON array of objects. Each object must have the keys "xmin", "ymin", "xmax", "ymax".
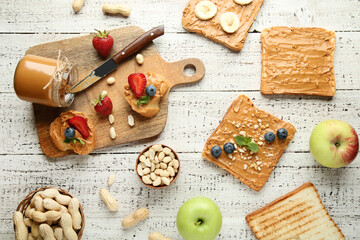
[
  {"xmin": 14, "ymin": 187, "xmax": 85, "ymax": 240},
  {"xmin": 136, "ymin": 144, "xmax": 180, "ymax": 189}
]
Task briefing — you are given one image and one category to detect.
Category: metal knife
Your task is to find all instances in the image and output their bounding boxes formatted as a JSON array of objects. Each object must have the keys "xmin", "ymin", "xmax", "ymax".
[{"xmin": 69, "ymin": 25, "xmax": 165, "ymax": 93}]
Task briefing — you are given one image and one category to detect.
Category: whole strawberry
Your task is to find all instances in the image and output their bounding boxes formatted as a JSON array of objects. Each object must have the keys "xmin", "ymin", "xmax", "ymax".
[
  {"xmin": 92, "ymin": 92, "xmax": 113, "ymax": 116},
  {"xmin": 92, "ymin": 29, "xmax": 114, "ymax": 58}
]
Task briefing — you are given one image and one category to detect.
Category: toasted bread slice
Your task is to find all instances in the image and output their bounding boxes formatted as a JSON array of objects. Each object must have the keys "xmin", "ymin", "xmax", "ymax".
[
  {"xmin": 261, "ymin": 27, "xmax": 336, "ymax": 96},
  {"xmin": 202, "ymin": 95, "xmax": 296, "ymax": 191},
  {"xmin": 182, "ymin": 0, "xmax": 264, "ymax": 51},
  {"xmin": 124, "ymin": 72, "xmax": 169, "ymax": 118},
  {"xmin": 246, "ymin": 182, "xmax": 345, "ymax": 240},
  {"xmin": 50, "ymin": 110, "xmax": 96, "ymax": 155}
]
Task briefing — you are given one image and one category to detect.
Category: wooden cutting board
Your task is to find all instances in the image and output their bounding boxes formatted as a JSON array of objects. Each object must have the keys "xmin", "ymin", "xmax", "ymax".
[{"xmin": 26, "ymin": 26, "xmax": 205, "ymax": 158}]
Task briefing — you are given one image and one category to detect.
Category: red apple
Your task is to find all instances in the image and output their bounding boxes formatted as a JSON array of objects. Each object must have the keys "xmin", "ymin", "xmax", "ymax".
[{"xmin": 309, "ymin": 120, "xmax": 359, "ymax": 168}]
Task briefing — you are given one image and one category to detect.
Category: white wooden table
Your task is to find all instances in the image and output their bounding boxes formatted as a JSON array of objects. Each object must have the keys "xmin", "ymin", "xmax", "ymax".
[{"xmin": 1, "ymin": 0, "xmax": 359, "ymax": 239}]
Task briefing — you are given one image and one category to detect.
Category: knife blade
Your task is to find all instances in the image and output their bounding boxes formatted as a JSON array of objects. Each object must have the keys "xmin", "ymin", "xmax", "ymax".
[{"xmin": 69, "ymin": 25, "xmax": 165, "ymax": 93}]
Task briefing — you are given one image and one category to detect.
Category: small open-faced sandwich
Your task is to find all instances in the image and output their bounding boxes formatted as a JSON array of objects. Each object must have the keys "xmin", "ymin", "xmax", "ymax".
[
  {"xmin": 50, "ymin": 110, "xmax": 96, "ymax": 155},
  {"xmin": 124, "ymin": 72, "xmax": 169, "ymax": 118}
]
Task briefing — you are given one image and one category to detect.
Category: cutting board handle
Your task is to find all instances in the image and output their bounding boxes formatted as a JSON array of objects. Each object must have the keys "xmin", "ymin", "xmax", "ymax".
[{"xmin": 170, "ymin": 58, "xmax": 205, "ymax": 87}]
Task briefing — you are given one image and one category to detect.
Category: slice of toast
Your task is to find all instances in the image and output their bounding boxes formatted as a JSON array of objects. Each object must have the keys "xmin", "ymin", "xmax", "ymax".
[
  {"xmin": 246, "ymin": 182, "xmax": 345, "ymax": 240},
  {"xmin": 202, "ymin": 95, "xmax": 296, "ymax": 191},
  {"xmin": 49, "ymin": 110, "xmax": 96, "ymax": 155},
  {"xmin": 182, "ymin": 0, "xmax": 264, "ymax": 51},
  {"xmin": 124, "ymin": 72, "xmax": 169, "ymax": 118},
  {"xmin": 261, "ymin": 27, "xmax": 336, "ymax": 96}
]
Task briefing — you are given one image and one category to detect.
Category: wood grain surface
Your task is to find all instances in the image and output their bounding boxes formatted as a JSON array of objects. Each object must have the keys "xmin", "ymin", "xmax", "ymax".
[
  {"xmin": 0, "ymin": 0, "xmax": 359, "ymax": 239},
  {"xmin": 26, "ymin": 26, "xmax": 205, "ymax": 158}
]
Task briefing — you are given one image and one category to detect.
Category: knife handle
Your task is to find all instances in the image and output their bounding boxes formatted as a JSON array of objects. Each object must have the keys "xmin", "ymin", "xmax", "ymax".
[{"xmin": 112, "ymin": 25, "xmax": 165, "ymax": 64}]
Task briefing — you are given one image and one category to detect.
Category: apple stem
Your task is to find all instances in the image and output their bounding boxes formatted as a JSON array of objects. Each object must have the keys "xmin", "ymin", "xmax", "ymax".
[
  {"xmin": 335, "ymin": 142, "xmax": 340, "ymax": 147},
  {"xmin": 194, "ymin": 219, "xmax": 203, "ymax": 226}
]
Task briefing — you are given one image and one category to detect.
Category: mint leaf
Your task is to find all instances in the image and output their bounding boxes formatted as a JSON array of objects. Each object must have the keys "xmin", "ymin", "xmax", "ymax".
[
  {"xmin": 247, "ymin": 142, "xmax": 259, "ymax": 153},
  {"xmin": 140, "ymin": 96, "xmax": 150, "ymax": 103},
  {"xmin": 235, "ymin": 135, "xmax": 247, "ymax": 146},
  {"xmin": 137, "ymin": 96, "xmax": 151, "ymax": 107},
  {"xmin": 235, "ymin": 135, "xmax": 259, "ymax": 153},
  {"xmin": 64, "ymin": 138, "xmax": 85, "ymax": 145},
  {"xmin": 244, "ymin": 137, "xmax": 252, "ymax": 144}
]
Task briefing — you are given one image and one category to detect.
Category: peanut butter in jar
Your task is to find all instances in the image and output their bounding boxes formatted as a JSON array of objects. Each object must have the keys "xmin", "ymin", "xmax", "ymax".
[{"xmin": 14, "ymin": 54, "xmax": 77, "ymax": 107}]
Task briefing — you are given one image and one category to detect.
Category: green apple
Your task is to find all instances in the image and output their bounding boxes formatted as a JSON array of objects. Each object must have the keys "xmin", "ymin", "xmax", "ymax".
[
  {"xmin": 310, "ymin": 119, "xmax": 359, "ymax": 168},
  {"xmin": 176, "ymin": 197, "xmax": 222, "ymax": 240}
]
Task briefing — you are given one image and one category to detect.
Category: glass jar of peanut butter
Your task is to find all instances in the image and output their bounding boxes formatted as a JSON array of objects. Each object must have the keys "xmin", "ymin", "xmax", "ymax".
[{"xmin": 14, "ymin": 54, "xmax": 77, "ymax": 107}]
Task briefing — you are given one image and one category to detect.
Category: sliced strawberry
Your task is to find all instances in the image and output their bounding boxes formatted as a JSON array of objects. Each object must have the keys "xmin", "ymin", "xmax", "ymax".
[
  {"xmin": 68, "ymin": 116, "xmax": 90, "ymax": 139},
  {"xmin": 92, "ymin": 94, "xmax": 113, "ymax": 116},
  {"xmin": 128, "ymin": 73, "xmax": 147, "ymax": 98}
]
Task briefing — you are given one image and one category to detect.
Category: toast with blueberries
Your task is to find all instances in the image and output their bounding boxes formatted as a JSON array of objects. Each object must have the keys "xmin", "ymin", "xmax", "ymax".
[{"xmin": 202, "ymin": 95, "xmax": 296, "ymax": 191}]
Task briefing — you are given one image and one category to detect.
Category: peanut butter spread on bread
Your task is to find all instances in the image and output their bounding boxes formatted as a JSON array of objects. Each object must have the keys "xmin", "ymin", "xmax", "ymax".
[
  {"xmin": 182, "ymin": 0, "xmax": 264, "ymax": 51},
  {"xmin": 202, "ymin": 95, "xmax": 296, "ymax": 191},
  {"xmin": 261, "ymin": 27, "xmax": 336, "ymax": 96},
  {"xmin": 50, "ymin": 110, "xmax": 95, "ymax": 155},
  {"xmin": 124, "ymin": 72, "xmax": 169, "ymax": 118}
]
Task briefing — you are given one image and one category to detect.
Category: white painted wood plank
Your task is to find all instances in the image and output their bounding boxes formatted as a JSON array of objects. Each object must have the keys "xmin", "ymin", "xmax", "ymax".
[
  {"xmin": 1, "ymin": 32, "xmax": 360, "ymax": 93},
  {"xmin": 0, "ymin": 0, "xmax": 359, "ymax": 33},
  {"xmin": 0, "ymin": 153, "xmax": 359, "ymax": 239},
  {"xmin": 1, "ymin": 90, "xmax": 359, "ymax": 155},
  {"xmin": 1, "ymin": 0, "xmax": 360, "ymax": 239}
]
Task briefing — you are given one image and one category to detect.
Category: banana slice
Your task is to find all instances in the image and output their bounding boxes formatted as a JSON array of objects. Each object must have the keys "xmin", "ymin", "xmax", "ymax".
[
  {"xmin": 220, "ymin": 12, "xmax": 240, "ymax": 33},
  {"xmin": 234, "ymin": 0, "xmax": 253, "ymax": 5},
  {"xmin": 195, "ymin": 1, "xmax": 217, "ymax": 20}
]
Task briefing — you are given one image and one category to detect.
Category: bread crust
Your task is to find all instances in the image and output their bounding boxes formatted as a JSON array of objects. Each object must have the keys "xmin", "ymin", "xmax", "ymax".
[{"xmin": 49, "ymin": 110, "xmax": 95, "ymax": 155}]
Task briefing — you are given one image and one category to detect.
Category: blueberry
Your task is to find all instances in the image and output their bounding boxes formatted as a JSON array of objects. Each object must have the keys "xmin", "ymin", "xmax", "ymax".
[
  {"xmin": 146, "ymin": 85, "xmax": 156, "ymax": 97},
  {"xmin": 264, "ymin": 132, "xmax": 276, "ymax": 142},
  {"xmin": 64, "ymin": 127, "xmax": 75, "ymax": 139},
  {"xmin": 277, "ymin": 128, "xmax": 288, "ymax": 140},
  {"xmin": 211, "ymin": 146, "xmax": 222, "ymax": 158},
  {"xmin": 223, "ymin": 142, "xmax": 235, "ymax": 154}
]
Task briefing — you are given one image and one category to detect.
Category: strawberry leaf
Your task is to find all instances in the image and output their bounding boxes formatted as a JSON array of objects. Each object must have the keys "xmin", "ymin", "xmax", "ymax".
[
  {"xmin": 94, "ymin": 29, "xmax": 109, "ymax": 38},
  {"xmin": 92, "ymin": 92, "xmax": 105, "ymax": 106}
]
